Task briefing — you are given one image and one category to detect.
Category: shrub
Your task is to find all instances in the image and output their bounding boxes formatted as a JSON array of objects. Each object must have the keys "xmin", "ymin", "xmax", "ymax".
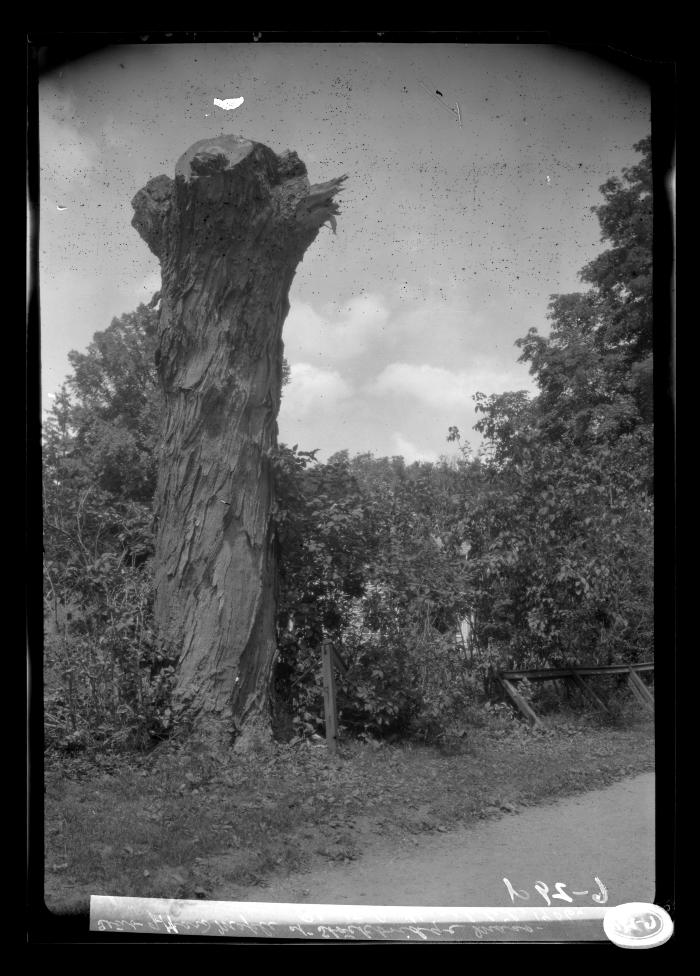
[{"xmin": 43, "ymin": 551, "xmax": 175, "ymax": 752}]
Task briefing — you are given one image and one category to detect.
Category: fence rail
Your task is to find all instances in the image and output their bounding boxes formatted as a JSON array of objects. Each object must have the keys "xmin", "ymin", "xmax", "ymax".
[{"xmin": 497, "ymin": 662, "xmax": 654, "ymax": 726}]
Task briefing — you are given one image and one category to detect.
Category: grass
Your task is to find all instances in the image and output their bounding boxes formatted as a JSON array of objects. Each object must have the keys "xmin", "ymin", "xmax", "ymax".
[{"xmin": 43, "ymin": 705, "xmax": 654, "ymax": 912}]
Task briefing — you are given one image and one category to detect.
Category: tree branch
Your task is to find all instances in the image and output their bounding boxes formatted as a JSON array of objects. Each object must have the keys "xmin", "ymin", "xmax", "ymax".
[{"xmin": 295, "ymin": 175, "xmax": 348, "ymax": 235}]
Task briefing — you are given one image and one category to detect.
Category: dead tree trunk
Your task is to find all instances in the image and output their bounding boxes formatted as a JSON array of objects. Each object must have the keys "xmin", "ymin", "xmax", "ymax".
[{"xmin": 131, "ymin": 135, "xmax": 346, "ymax": 746}]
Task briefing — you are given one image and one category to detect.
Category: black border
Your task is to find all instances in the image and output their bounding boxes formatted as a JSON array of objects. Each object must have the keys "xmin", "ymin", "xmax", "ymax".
[{"xmin": 26, "ymin": 29, "xmax": 677, "ymax": 947}]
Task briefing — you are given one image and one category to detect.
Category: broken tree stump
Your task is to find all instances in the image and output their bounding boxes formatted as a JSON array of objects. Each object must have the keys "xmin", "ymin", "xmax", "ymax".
[{"xmin": 131, "ymin": 135, "xmax": 346, "ymax": 744}]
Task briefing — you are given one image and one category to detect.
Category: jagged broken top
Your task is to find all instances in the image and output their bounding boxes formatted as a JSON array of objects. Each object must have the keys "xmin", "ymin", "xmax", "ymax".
[
  {"xmin": 175, "ymin": 135, "xmax": 260, "ymax": 181},
  {"xmin": 132, "ymin": 135, "xmax": 346, "ymax": 259}
]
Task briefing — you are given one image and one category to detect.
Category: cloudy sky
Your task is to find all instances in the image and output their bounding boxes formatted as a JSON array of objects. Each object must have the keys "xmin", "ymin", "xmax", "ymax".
[{"xmin": 38, "ymin": 41, "xmax": 650, "ymax": 463}]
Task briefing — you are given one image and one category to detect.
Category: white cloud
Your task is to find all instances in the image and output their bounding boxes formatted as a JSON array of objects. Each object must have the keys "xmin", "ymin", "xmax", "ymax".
[
  {"xmin": 371, "ymin": 363, "xmax": 473, "ymax": 409},
  {"xmin": 386, "ymin": 297, "xmax": 489, "ymax": 358},
  {"xmin": 392, "ymin": 433, "xmax": 438, "ymax": 464},
  {"xmin": 371, "ymin": 361, "xmax": 534, "ymax": 409},
  {"xmin": 284, "ymin": 293, "xmax": 389, "ymax": 363},
  {"xmin": 281, "ymin": 362, "xmax": 353, "ymax": 419}
]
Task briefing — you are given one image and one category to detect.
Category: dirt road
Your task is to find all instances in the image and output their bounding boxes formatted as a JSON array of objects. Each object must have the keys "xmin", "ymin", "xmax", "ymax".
[{"xmin": 237, "ymin": 772, "xmax": 655, "ymax": 908}]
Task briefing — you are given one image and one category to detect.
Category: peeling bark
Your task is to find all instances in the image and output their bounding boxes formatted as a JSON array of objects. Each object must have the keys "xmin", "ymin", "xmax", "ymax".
[{"xmin": 131, "ymin": 135, "xmax": 346, "ymax": 744}]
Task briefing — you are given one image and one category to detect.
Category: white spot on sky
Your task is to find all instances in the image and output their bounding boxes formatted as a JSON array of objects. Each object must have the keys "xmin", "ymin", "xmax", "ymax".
[{"xmin": 213, "ymin": 97, "xmax": 245, "ymax": 111}]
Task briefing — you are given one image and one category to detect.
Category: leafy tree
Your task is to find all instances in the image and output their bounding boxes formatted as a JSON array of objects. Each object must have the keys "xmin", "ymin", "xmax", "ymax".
[
  {"xmin": 43, "ymin": 303, "xmax": 169, "ymax": 750},
  {"xmin": 61, "ymin": 303, "xmax": 162, "ymax": 502},
  {"xmin": 273, "ymin": 448, "xmax": 478, "ymax": 739},
  {"xmin": 456, "ymin": 137, "xmax": 654, "ymax": 670},
  {"xmin": 516, "ymin": 136, "xmax": 653, "ymax": 457}
]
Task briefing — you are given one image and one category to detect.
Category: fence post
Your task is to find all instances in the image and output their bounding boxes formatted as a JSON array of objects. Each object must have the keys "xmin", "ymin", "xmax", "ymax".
[
  {"xmin": 627, "ymin": 669, "xmax": 654, "ymax": 714},
  {"xmin": 568, "ymin": 671, "xmax": 610, "ymax": 713},
  {"xmin": 500, "ymin": 676, "xmax": 542, "ymax": 728},
  {"xmin": 321, "ymin": 639, "xmax": 339, "ymax": 754}
]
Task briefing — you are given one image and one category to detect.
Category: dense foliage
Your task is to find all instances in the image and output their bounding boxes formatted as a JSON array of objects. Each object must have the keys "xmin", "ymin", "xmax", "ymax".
[
  {"xmin": 42, "ymin": 305, "xmax": 169, "ymax": 750},
  {"xmin": 42, "ymin": 139, "xmax": 654, "ymax": 750},
  {"xmin": 272, "ymin": 449, "xmax": 479, "ymax": 741},
  {"xmin": 462, "ymin": 137, "xmax": 654, "ymax": 669}
]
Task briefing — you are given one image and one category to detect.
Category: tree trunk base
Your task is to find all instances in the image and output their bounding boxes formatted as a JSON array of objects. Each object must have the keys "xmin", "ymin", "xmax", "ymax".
[{"xmin": 231, "ymin": 716, "xmax": 275, "ymax": 756}]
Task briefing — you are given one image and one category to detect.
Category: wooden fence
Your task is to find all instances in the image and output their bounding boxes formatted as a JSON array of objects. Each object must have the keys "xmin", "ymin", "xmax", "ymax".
[
  {"xmin": 320, "ymin": 640, "xmax": 654, "ymax": 748},
  {"xmin": 498, "ymin": 662, "xmax": 654, "ymax": 727}
]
